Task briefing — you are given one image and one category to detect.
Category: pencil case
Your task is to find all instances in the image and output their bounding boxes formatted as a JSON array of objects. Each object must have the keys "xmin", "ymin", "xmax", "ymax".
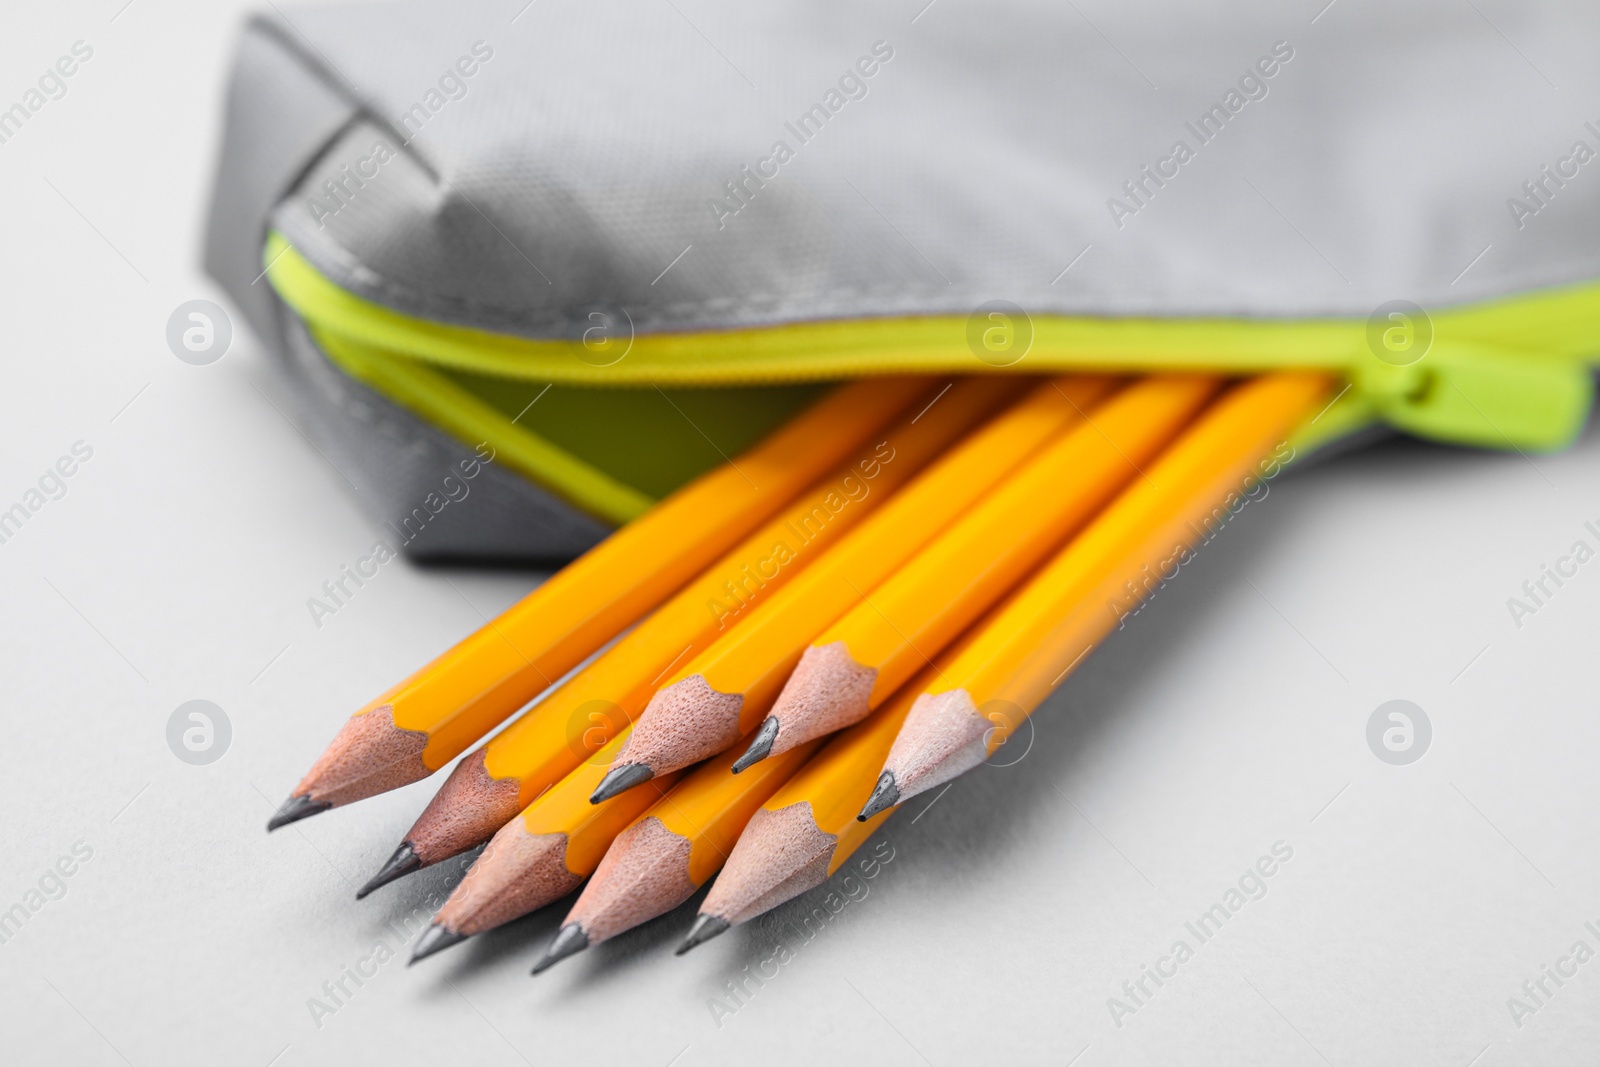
[{"xmin": 202, "ymin": 0, "xmax": 1600, "ymax": 562}]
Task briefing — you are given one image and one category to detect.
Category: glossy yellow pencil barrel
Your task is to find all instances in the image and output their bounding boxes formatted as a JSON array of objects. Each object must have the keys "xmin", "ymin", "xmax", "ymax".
[
  {"xmin": 355, "ymin": 377, "xmax": 1021, "ymax": 893},
  {"xmin": 533, "ymin": 735, "xmax": 823, "ymax": 973},
  {"xmin": 599, "ymin": 375, "xmax": 1119, "ymax": 792},
  {"xmin": 268, "ymin": 378, "xmax": 932, "ymax": 830},
  {"xmin": 738, "ymin": 374, "xmax": 1222, "ymax": 770},
  {"xmin": 866, "ymin": 371, "xmax": 1332, "ymax": 815}
]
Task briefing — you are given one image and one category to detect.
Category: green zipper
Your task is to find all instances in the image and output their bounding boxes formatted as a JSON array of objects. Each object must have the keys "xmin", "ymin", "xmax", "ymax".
[{"xmin": 265, "ymin": 230, "xmax": 1599, "ymax": 515}]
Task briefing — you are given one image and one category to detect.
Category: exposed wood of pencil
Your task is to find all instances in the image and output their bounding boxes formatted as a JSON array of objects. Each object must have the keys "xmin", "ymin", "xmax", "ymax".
[
  {"xmin": 533, "ymin": 735, "xmax": 821, "ymax": 972},
  {"xmin": 871, "ymin": 371, "xmax": 1333, "ymax": 814},
  {"xmin": 612, "ymin": 375, "xmax": 1120, "ymax": 784},
  {"xmin": 366, "ymin": 377, "xmax": 1017, "ymax": 882},
  {"xmin": 270, "ymin": 378, "xmax": 930, "ymax": 829},
  {"xmin": 413, "ymin": 728, "xmax": 685, "ymax": 960},
  {"xmin": 579, "ymin": 377, "xmax": 1027, "ymax": 805},
  {"xmin": 740, "ymin": 373, "xmax": 1223, "ymax": 770},
  {"xmin": 685, "ymin": 659, "xmax": 959, "ymax": 945}
]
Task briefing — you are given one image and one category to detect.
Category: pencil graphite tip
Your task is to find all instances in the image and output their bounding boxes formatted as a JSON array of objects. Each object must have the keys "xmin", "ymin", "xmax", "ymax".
[
  {"xmin": 857, "ymin": 770, "xmax": 900, "ymax": 822},
  {"xmin": 266, "ymin": 793, "xmax": 330, "ymax": 832},
  {"xmin": 356, "ymin": 842, "xmax": 422, "ymax": 899},
  {"xmin": 730, "ymin": 718, "xmax": 780, "ymax": 774},
  {"xmin": 590, "ymin": 763, "xmax": 654, "ymax": 804},
  {"xmin": 531, "ymin": 924, "xmax": 589, "ymax": 975},
  {"xmin": 676, "ymin": 914, "xmax": 730, "ymax": 956},
  {"xmin": 409, "ymin": 923, "xmax": 469, "ymax": 966}
]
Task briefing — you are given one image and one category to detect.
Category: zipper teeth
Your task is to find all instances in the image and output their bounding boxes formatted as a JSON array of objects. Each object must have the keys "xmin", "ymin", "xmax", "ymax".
[{"xmin": 265, "ymin": 231, "xmax": 1600, "ymax": 386}]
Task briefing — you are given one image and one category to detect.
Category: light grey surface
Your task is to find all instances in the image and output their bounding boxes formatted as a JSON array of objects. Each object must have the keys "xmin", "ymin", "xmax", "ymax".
[{"xmin": 2, "ymin": 3, "xmax": 1599, "ymax": 1067}]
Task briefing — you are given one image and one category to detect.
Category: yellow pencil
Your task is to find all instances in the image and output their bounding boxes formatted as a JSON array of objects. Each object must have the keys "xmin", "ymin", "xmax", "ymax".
[
  {"xmin": 733, "ymin": 374, "xmax": 1220, "ymax": 771},
  {"xmin": 681, "ymin": 372, "xmax": 1330, "ymax": 949},
  {"xmin": 863, "ymin": 371, "xmax": 1331, "ymax": 816},
  {"xmin": 532, "ymin": 734, "xmax": 824, "ymax": 973},
  {"xmin": 589, "ymin": 375, "xmax": 1120, "ymax": 800},
  {"xmin": 269, "ymin": 378, "xmax": 931, "ymax": 829},
  {"xmin": 355, "ymin": 377, "xmax": 1021, "ymax": 895},
  {"xmin": 409, "ymin": 726, "xmax": 686, "ymax": 964}
]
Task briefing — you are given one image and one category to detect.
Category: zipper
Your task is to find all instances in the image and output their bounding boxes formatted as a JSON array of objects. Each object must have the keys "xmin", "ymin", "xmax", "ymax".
[{"xmin": 265, "ymin": 231, "xmax": 1599, "ymax": 455}]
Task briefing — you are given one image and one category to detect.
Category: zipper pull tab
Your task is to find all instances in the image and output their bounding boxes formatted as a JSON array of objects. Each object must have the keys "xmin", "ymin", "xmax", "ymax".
[{"xmin": 1353, "ymin": 345, "xmax": 1591, "ymax": 452}]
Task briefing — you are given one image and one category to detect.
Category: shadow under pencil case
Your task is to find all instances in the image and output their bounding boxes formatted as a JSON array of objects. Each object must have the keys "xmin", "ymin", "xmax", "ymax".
[{"xmin": 202, "ymin": 0, "xmax": 1600, "ymax": 562}]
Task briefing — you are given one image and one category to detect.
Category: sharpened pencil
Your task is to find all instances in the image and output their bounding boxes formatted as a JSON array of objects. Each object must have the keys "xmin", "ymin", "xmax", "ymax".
[
  {"xmin": 532, "ymin": 734, "xmax": 822, "ymax": 973},
  {"xmin": 594, "ymin": 375, "xmax": 1120, "ymax": 795},
  {"xmin": 678, "ymin": 657, "xmax": 962, "ymax": 951},
  {"xmin": 268, "ymin": 378, "xmax": 933, "ymax": 830},
  {"xmin": 734, "ymin": 374, "xmax": 1222, "ymax": 772},
  {"xmin": 410, "ymin": 727, "xmax": 685, "ymax": 964},
  {"xmin": 863, "ymin": 371, "xmax": 1332, "ymax": 817},
  {"xmin": 358, "ymin": 378, "xmax": 1022, "ymax": 893}
]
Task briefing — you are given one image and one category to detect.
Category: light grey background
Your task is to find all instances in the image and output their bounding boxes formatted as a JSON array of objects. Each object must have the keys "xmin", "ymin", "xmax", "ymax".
[{"xmin": 2, "ymin": 2, "xmax": 1598, "ymax": 1066}]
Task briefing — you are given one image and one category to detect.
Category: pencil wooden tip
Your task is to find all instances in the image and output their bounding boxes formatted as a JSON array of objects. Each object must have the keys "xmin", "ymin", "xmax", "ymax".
[
  {"xmin": 700, "ymin": 802, "xmax": 837, "ymax": 928},
  {"xmin": 730, "ymin": 717, "xmax": 779, "ymax": 773},
  {"xmin": 356, "ymin": 842, "xmax": 422, "ymax": 899},
  {"xmin": 290, "ymin": 706, "xmax": 431, "ymax": 810},
  {"xmin": 676, "ymin": 914, "xmax": 730, "ymax": 955},
  {"xmin": 266, "ymin": 793, "xmax": 329, "ymax": 832},
  {"xmin": 409, "ymin": 923, "xmax": 468, "ymax": 965},
  {"xmin": 565, "ymin": 817, "xmax": 697, "ymax": 946},
  {"xmin": 881, "ymin": 689, "xmax": 989, "ymax": 806},
  {"xmin": 590, "ymin": 763, "xmax": 654, "ymax": 804},
  {"xmin": 857, "ymin": 771, "xmax": 899, "ymax": 822},
  {"xmin": 620, "ymin": 674, "xmax": 746, "ymax": 779},
  {"xmin": 434, "ymin": 823, "xmax": 581, "ymax": 938},
  {"xmin": 531, "ymin": 924, "xmax": 589, "ymax": 975},
  {"xmin": 763, "ymin": 642, "xmax": 877, "ymax": 757},
  {"xmin": 401, "ymin": 748, "xmax": 524, "ymax": 867}
]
